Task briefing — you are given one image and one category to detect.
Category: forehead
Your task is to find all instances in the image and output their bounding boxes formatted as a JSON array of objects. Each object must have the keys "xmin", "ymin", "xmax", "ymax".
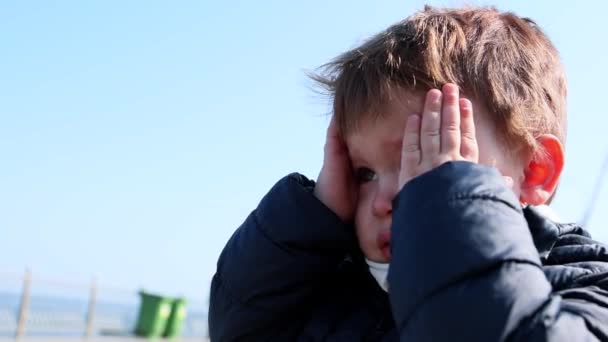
[
  {"xmin": 345, "ymin": 89, "xmax": 424, "ymax": 136},
  {"xmin": 345, "ymin": 115, "xmax": 404, "ymax": 150},
  {"xmin": 340, "ymin": 87, "xmax": 425, "ymax": 134},
  {"xmin": 344, "ymin": 92, "xmax": 424, "ymax": 160}
]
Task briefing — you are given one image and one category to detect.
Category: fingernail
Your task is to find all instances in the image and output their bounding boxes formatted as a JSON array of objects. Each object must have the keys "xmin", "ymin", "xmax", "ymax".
[
  {"xmin": 407, "ymin": 114, "xmax": 420, "ymax": 126},
  {"xmin": 442, "ymin": 83, "xmax": 455, "ymax": 93},
  {"xmin": 430, "ymin": 90, "xmax": 442, "ymax": 104}
]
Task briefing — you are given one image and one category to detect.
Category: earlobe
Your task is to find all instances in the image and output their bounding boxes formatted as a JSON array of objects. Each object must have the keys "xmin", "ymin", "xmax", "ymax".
[{"xmin": 520, "ymin": 135, "xmax": 564, "ymax": 205}]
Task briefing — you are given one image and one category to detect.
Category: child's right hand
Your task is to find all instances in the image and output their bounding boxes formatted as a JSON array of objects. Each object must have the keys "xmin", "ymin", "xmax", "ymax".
[{"xmin": 314, "ymin": 116, "xmax": 358, "ymax": 223}]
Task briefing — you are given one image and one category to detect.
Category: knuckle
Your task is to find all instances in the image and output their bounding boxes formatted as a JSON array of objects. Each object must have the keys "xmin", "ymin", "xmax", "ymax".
[
  {"xmin": 425, "ymin": 129, "xmax": 441, "ymax": 138},
  {"xmin": 445, "ymin": 93, "xmax": 459, "ymax": 105},
  {"xmin": 461, "ymin": 132, "xmax": 477, "ymax": 141},
  {"xmin": 443, "ymin": 123, "xmax": 460, "ymax": 133},
  {"xmin": 403, "ymin": 143, "xmax": 420, "ymax": 154}
]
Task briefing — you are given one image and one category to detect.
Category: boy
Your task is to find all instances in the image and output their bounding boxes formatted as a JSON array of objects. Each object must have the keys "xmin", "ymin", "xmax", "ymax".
[{"xmin": 209, "ymin": 5, "xmax": 608, "ymax": 341}]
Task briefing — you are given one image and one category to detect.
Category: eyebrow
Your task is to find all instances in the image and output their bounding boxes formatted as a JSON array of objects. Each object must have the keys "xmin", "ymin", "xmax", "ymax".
[
  {"xmin": 347, "ymin": 137, "xmax": 403, "ymax": 168},
  {"xmin": 348, "ymin": 148, "xmax": 365, "ymax": 166}
]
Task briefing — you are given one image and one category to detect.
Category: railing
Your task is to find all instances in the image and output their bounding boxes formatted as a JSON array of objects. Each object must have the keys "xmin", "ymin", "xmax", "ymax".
[{"xmin": 0, "ymin": 270, "xmax": 208, "ymax": 339}]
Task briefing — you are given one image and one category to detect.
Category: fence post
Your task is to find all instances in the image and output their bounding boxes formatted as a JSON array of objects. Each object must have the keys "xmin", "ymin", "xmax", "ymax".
[
  {"xmin": 85, "ymin": 277, "xmax": 97, "ymax": 338},
  {"xmin": 15, "ymin": 268, "xmax": 32, "ymax": 339}
]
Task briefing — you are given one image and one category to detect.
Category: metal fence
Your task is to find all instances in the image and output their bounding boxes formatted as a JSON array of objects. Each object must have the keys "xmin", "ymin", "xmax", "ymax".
[{"xmin": 0, "ymin": 270, "xmax": 208, "ymax": 339}]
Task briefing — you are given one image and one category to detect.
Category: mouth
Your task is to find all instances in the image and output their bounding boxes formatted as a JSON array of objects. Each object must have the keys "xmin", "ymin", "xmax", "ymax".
[{"xmin": 377, "ymin": 230, "xmax": 391, "ymax": 260}]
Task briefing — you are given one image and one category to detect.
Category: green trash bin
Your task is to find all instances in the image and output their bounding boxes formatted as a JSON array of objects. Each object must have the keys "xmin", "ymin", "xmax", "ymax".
[
  {"xmin": 163, "ymin": 298, "xmax": 187, "ymax": 338},
  {"xmin": 134, "ymin": 291, "xmax": 173, "ymax": 338}
]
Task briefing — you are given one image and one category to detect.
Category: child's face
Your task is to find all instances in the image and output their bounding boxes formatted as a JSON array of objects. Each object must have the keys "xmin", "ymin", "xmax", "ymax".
[{"xmin": 345, "ymin": 91, "xmax": 526, "ymax": 263}]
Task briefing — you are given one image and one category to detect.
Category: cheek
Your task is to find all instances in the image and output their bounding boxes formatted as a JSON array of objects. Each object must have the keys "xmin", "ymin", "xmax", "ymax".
[
  {"xmin": 354, "ymin": 191, "xmax": 372, "ymax": 235},
  {"xmin": 476, "ymin": 134, "xmax": 525, "ymax": 195},
  {"xmin": 476, "ymin": 125, "xmax": 511, "ymax": 169},
  {"xmin": 354, "ymin": 188, "xmax": 376, "ymax": 248}
]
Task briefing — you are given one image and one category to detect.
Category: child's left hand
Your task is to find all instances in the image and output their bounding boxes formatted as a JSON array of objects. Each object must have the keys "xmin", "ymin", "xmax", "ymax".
[{"xmin": 398, "ymin": 83, "xmax": 479, "ymax": 188}]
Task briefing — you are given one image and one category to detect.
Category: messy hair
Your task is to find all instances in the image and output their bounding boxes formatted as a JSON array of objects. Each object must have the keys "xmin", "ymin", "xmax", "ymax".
[{"xmin": 312, "ymin": 5, "xmax": 567, "ymax": 153}]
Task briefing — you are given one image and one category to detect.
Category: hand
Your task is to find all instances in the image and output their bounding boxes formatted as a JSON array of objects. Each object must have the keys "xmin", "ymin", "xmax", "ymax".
[
  {"xmin": 398, "ymin": 83, "xmax": 479, "ymax": 189},
  {"xmin": 314, "ymin": 116, "xmax": 358, "ymax": 223}
]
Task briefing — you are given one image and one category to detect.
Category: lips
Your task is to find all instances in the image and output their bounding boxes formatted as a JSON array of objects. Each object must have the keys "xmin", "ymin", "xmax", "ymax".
[{"xmin": 377, "ymin": 230, "xmax": 391, "ymax": 260}]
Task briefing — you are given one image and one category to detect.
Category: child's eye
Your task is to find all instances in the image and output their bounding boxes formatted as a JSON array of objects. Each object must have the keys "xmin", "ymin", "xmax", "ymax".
[{"xmin": 355, "ymin": 167, "xmax": 377, "ymax": 183}]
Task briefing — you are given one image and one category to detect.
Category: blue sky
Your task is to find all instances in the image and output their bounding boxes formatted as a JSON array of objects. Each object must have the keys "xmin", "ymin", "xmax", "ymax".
[{"xmin": 1, "ymin": 0, "xmax": 607, "ymax": 304}]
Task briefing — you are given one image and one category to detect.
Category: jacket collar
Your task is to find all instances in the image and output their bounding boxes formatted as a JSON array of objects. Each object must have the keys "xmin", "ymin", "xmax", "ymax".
[
  {"xmin": 523, "ymin": 205, "xmax": 593, "ymax": 262},
  {"xmin": 523, "ymin": 206, "xmax": 561, "ymax": 260}
]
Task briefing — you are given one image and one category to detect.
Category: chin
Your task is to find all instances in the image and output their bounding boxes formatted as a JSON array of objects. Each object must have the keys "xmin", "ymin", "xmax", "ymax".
[{"xmin": 367, "ymin": 252, "xmax": 390, "ymax": 264}]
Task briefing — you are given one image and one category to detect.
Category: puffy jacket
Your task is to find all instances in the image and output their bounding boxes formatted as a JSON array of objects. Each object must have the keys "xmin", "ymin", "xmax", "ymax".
[{"xmin": 209, "ymin": 161, "xmax": 608, "ymax": 341}]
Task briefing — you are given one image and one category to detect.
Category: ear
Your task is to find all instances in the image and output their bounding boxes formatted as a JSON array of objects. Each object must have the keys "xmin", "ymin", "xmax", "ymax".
[{"xmin": 519, "ymin": 135, "xmax": 565, "ymax": 205}]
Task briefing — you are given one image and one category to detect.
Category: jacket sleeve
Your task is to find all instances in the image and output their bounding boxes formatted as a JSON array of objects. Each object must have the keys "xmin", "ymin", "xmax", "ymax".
[
  {"xmin": 388, "ymin": 161, "xmax": 608, "ymax": 342},
  {"xmin": 208, "ymin": 173, "xmax": 358, "ymax": 341}
]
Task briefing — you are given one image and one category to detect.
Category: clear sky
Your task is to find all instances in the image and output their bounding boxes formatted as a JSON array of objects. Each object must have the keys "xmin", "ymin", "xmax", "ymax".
[{"xmin": 1, "ymin": 0, "xmax": 607, "ymax": 304}]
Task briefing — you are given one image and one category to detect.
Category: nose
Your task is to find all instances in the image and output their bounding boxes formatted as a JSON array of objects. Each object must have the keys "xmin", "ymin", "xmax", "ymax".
[{"xmin": 372, "ymin": 180, "xmax": 397, "ymax": 217}]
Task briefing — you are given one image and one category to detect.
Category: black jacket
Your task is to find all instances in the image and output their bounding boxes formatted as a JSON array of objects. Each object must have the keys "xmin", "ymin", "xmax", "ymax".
[{"xmin": 209, "ymin": 162, "xmax": 608, "ymax": 341}]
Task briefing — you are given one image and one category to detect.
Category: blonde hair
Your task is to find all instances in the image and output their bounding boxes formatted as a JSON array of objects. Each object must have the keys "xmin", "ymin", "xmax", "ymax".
[{"xmin": 312, "ymin": 6, "xmax": 567, "ymax": 153}]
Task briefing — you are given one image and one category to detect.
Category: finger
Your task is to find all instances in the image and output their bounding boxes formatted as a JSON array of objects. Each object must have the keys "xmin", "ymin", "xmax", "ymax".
[
  {"xmin": 326, "ymin": 114, "xmax": 340, "ymax": 139},
  {"xmin": 440, "ymin": 84, "xmax": 460, "ymax": 154},
  {"xmin": 420, "ymin": 89, "xmax": 442, "ymax": 159},
  {"xmin": 399, "ymin": 114, "xmax": 421, "ymax": 186},
  {"xmin": 459, "ymin": 98, "xmax": 479, "ymax": 162},
  {"xmin": 325, "ymin": 115, "xmax": 346, "ymax": 156}
]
